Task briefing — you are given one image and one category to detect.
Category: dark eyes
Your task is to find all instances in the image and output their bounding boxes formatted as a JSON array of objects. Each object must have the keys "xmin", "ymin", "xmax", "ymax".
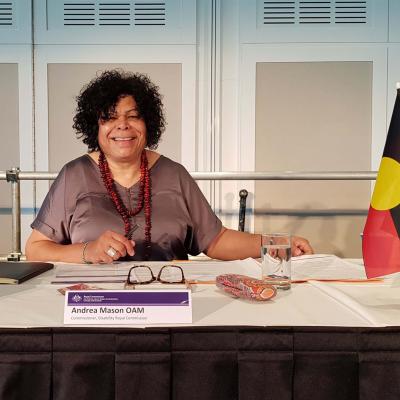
[{"xmin": 104, "ymin": 114, "xmax": 139, "ymax": 121}]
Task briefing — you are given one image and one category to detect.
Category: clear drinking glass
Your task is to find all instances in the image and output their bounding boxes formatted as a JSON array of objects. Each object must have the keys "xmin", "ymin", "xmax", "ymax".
[{"xmin": 261, "ymin": 233, "xmax": 292, "ymax": 290}]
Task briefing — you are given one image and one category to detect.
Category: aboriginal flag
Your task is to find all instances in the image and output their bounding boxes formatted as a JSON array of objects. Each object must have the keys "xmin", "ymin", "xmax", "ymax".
[{"xmin": 363, "ymin": 88, "xmax": 400, "ymax": 278}]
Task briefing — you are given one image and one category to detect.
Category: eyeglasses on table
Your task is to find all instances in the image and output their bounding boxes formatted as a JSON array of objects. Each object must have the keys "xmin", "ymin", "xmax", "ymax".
[{"xmin": 125, "ymin": 265, "xmax": 186, "ymax": 288}]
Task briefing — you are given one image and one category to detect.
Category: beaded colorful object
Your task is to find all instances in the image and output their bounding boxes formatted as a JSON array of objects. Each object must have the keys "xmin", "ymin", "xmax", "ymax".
[
  {"xmin": 216, "ymin": 274, "xmax": 277, "ymax": 301},
  {"xmin": 98, "ymin": 150, "xmax": 152, "ymax": 259}
]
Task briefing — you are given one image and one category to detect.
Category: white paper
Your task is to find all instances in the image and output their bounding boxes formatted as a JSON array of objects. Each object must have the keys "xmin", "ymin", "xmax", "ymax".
[
  {"xmin": 52, "ymin": 258, "xmax": 262, "ymax": 284},
  {"xmin": 52, "ymin": 264, "xmax": 131, "ymax": 283},
  {"xmin": 177, "ymin": 258, "xmax": 262, "ymax": 281},
  {"xmin": 291, "ymin": 254, "xmax": 367, "ymax": 281}
]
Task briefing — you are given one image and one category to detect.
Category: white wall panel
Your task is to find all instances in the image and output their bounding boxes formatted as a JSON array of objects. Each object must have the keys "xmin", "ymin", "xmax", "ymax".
[
  {"xmin": 0, "ymin": 45, "xmax": 34, "ymax": 253},
  {"xmin": 233, "ymin": 44, "xmax": 387, "ymax": 235},
  {"xmin": 240, "ymin": 0, "xmax": 388, "ymax": 43},
  {"xmin": 0, "ymin": 62, "xmax": 18, "ymax": 254},
  {"xmin": 218, "ymin": 0, "xmax": 242, "ymax": 229},
  {"xmin": 388, "ymin": 45, "xmax": 400, "ymax": 125},
  {"xmin": 34, "ymin": 0, "xmax": 196, "ymax": 44},
  {"xmin": 254, "ymin": 61, "xmax": 372, "ymax": 257},
  {"xmin": 389, "ymin": 0, "xmax": 400, "ymax": 42},
  {"xmin": 0, "ymin": 0, "xmax": 32, "ymax": 44},
  {"xmin": 195, "ymin": 0, "xmax": 213, "ymax": 204}
]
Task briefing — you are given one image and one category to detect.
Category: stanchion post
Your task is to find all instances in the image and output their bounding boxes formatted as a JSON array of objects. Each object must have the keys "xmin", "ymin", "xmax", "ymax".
[
  {"xmin": 6, "ymin": 167, "xmax": 21, "ymax": 261},
  {"xmin": 238, "ymin": 189, "xmax": 248, "ymax": 232}
]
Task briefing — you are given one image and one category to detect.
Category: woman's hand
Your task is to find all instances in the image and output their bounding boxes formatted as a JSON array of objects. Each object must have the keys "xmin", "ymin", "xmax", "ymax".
[
  {"xmin": 291, "ymin": 236, "xmax": 313, "ymax": 256},
  {"xmin": 85, "ymin": 230, "xmax": 135, "ymax": 263}
]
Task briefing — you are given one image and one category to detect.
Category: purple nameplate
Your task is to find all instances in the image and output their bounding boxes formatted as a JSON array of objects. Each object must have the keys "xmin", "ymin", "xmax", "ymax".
[{"xmin": 67, "ymin": 291, "xmax": 190, "ymax": 306}]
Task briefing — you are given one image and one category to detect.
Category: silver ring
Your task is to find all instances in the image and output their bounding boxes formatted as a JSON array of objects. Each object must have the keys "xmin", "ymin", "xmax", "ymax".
[{"xmin": 106, "ymin": 247, "xmax": 117, "ymax": 258}]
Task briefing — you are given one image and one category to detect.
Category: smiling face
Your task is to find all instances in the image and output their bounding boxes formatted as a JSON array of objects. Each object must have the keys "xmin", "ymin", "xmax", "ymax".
[{"xmin": 97, "ymin": 95, "xmax": 147, "ymax": 165}]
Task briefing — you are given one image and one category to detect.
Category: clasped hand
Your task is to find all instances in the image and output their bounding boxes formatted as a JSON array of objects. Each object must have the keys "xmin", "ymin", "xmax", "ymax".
[{"xmin": 84, "ymin": 230, "xmax": 135, "ymax": 263}]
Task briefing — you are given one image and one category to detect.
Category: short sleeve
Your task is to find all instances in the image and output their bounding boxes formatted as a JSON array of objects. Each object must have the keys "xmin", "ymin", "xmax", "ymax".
[
  {"xmin": 179, "ymin": 167, "xmax": 222, "ymax": 255},
  {"xmin": 31, "ymin": 165, "xmax": 71, "ymax": 244}
]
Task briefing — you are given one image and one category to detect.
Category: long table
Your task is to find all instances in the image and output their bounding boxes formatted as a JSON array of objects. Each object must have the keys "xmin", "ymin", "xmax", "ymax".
[{"xmin": 1, "ymin": 260, "xmax": 400, "ymax": 399}]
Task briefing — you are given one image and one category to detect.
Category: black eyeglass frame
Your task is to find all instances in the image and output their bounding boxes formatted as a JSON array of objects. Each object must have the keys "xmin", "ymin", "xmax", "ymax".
[{"xmin": 126, "ymin": 265, "xmax": 186, "ymax": 285}]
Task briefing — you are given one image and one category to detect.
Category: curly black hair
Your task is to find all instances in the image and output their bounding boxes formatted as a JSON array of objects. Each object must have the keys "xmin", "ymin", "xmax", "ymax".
[{"xmin": 73, "ymin": 70, "xmax": 165, "ymax": 151}]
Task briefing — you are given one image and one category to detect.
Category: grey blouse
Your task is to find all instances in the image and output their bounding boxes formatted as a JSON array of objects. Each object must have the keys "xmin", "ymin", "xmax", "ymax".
[{"xmin": 31, "ymin": 155, "xmax": 222, "ymax": 261}]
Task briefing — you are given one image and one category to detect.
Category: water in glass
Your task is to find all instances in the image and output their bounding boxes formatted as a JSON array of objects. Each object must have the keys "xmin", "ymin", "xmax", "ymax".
[{"xmin": 261, "ymin": 243, "xmax": 291, "ymax": 290}]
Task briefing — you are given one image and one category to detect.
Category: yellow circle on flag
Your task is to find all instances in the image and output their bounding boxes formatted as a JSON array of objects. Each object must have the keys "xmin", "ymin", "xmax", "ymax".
[{"xmin": 371, "ymin": 157, "xmax": 400, "ymax": 210}]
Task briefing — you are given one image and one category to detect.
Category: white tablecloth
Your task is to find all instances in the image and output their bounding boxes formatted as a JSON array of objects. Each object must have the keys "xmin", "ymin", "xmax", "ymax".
[{"xmin": 0, "ymin": 257, "xmax": 399, "ymax": 328}]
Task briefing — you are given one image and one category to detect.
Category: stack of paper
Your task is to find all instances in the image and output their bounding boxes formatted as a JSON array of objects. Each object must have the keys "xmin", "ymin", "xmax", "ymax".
[
  {"xmin": 51, "ymin": 259, "xmax": 262, "ymax": 284},
  {"xmin": 291, "ymin": 254, "xmax": 371, "ymax": 282},
  {"xmin": 52, "ymin": 255, "xmax": 377, "ymax": 285}
]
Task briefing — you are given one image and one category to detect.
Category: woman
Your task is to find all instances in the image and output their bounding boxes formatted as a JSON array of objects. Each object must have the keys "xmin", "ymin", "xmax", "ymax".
[{"xmin": 26, "ymin": 70, "xmax": 312, "ymax": 263}]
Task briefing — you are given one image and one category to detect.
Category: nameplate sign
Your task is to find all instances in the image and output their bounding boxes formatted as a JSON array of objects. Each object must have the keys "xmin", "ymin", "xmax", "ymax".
[{"xmin": 64, "ymin": 290, "xmax": 192, "ymax": 325}]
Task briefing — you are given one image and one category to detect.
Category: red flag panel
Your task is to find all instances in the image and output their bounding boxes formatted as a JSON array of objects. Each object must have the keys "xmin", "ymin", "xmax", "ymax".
[{"xmin": 363, "ymin": 207, "xmax": 400, "ymax": 278}]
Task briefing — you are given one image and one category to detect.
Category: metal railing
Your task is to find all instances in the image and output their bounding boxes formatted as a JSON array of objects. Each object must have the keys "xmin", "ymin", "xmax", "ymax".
[{"xmin": 0, "ymin": 168, "xmax": 378, "ymax": 261}]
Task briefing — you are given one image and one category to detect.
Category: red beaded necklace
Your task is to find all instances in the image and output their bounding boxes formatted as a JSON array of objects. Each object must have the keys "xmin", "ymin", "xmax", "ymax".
[{"xmin": 98, "ymin": 150, "xmax": 152, "ymax": 259}]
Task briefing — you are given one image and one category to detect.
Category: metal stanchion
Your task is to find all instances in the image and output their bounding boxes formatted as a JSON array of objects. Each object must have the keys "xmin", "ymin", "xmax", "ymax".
[
  {"xmin": 6, "ymin": 168, "xmax": 21, "ymax": 261},
  {"xmin": 238, "ymin": 189, "xmax": 248, "ymax": 232}
]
